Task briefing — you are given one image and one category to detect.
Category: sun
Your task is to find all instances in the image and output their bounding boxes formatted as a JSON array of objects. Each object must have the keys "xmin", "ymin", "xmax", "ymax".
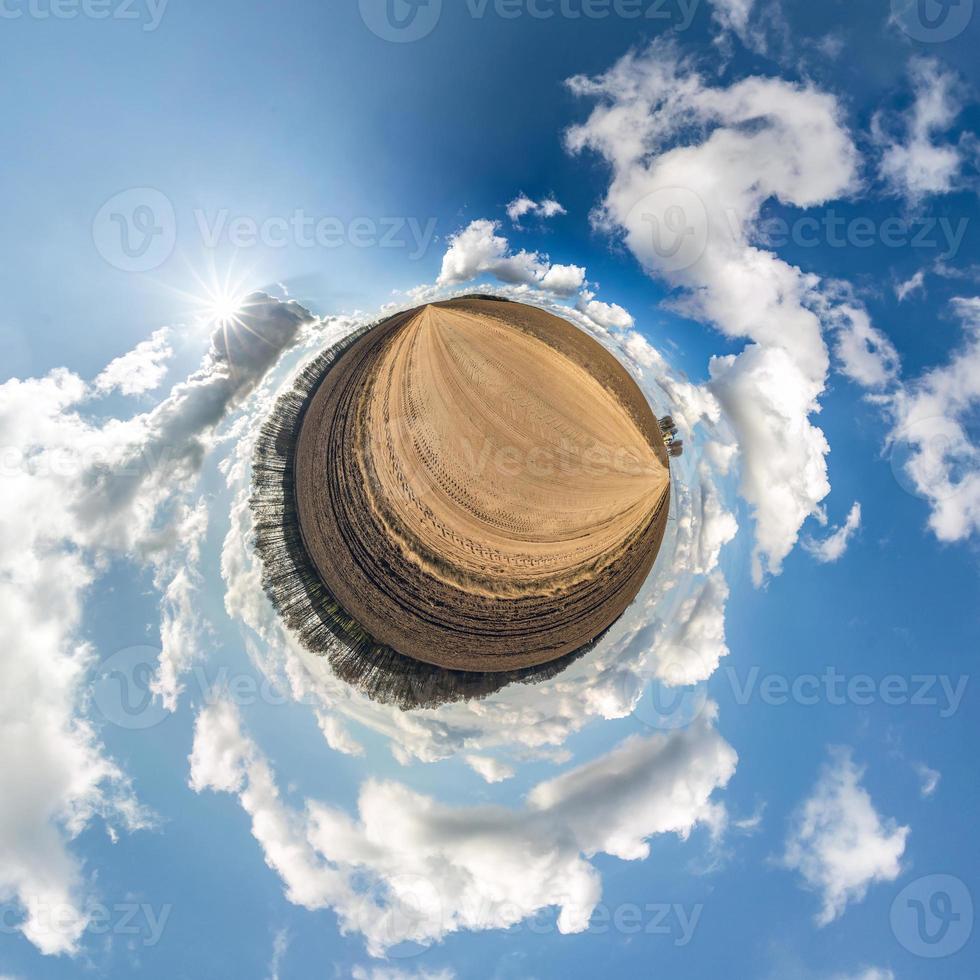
[
  {"xmin": 202, "ymin": 286, "xmax": 249, "ymax": 329},
  {"xmin": 173, "ymin": 255, "xmax": 259, "ymax": 333},
  {"xmin": 168, "ymin": 259, "xmax": 282, "ymax": 378}
]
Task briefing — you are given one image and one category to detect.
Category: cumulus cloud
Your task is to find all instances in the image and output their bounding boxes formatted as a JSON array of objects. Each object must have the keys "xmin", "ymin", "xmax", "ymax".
[
  {"xmin": 464, "ymin": 755, "xmax": 515, "ymax": 784},
  {"xmin": 804, "ymin": 502, "xmax": 862, "ymax": 563},
  {"xmin": 706, "ymin": 0, "xmax": 756, "ymax": 43},
  {"xmin": 885, "ymin": 296, "xmax": 980, "ymax": 542},
  {"xmin": 691, "ymin": 463, "xmax": 740, "ymax": 575},
  {"xmin": 783, "ymin": 747, "xmax": 909, "ymax": 925},
  {"xmin": 575, "ymin": 288, "xmax": 635, "ymax": 331},
  {"xmin": 0, "ymin": 292, "xmax": 310, "ymax": 955},
  {"xmin": 189, "ymin": 700, "xmax": 735, "ymax": 955},
  {"xmin": 566, "ymin": 40, "xmax": 860, "ymax": 583},
  {"xmin": 875, "ymin": 58, "xmax": 967, "ymax": 204},
  {"xmin": 94, "ymin": 326, "xmax": 174, "ymax": 396},
  {"xmin": 708, "ymin": 346, "xmax": 831, "ymax": 584},
  {"xmin": 654, "ymin": 570, "xmax": 731, "ymax": 684},
  {"xmin": 506, "ymin": 194, "xmax": 567, "ymax": 225},
  {"xmin": 436, "ymin": 220, "xmax": 585, "ymax": 296},
  {"xmin": 829, "ymin": 305, "xmax": 901, "ymax": 390}
]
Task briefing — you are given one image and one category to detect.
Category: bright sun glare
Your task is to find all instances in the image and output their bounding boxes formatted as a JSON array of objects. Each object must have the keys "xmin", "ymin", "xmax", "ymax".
[
  {"xmin": 168, "ymin": 260, "xmax": 280, "ymax": 377},
  {"xmin": 203, "ymin": 288, "xmax": 249, "ymax": 329},
  {"xmin": 175, "ymin": 258, "xmax": 259, "ymax": 333}
]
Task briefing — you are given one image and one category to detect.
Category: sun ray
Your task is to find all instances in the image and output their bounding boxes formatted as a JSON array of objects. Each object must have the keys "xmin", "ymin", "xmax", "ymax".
[{"xmin": 162, "ymin": 255, "xmax": 291, "ymax": 380}]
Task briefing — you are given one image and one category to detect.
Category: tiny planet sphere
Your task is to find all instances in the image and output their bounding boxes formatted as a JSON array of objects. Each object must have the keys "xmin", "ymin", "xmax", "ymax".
[{"xmin": 251, "ymin": 296, "xmax": 671, "ymax": 703}]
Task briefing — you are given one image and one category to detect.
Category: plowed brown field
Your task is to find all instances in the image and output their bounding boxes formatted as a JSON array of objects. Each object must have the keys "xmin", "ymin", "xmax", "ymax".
[{"xmin": 293, "ymin": 297, "xmax": 670, "ymax": 672}]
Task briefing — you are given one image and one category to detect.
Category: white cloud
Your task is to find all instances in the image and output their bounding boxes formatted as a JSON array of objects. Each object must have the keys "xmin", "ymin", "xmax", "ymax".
[
  {"xmin": 464, "ymin": 755, "xmax": 515, "ymax": 784},
  {"xmin": 189, "ymin": 700, "xmax": 735, "ymax": 955},
  {"xmin": 566, "ymin": 41, "xmax": 860, "ymax": 583},
  {"xmin": 876, "ymin": 58, "xmax": 966, "ymax": 204},
  {"xmin": 691, "ymin": 465, "xmax": 740, "ymax": 575},
  {"xmin": 830, "ymin": 306, "xmax": 900, "ymax": 390},
  {"xmin": 707, "ymin": 0, "xmax": 756, "ymax": 42},
  {"xmin": 804, "ymin": 502, "xmax": 862, "ymax": 563},
  {"xmin": 886, "ymin": 296, "xmax": 980, "ymax": 542},
  {"xmin": 436, "ymin": 219, "xmax": 585, "ymax": 296},
  {"xmin": 915, "ymin": 762, "xmax": 941, "ymax": 798},
  {"xmin": 708, "ymin": 345, "xmax": 830, "ymax": 583},
  {"xmin": 619, "ymin": 330, "xmax": 665, "ymax": 370},
  {"xmin": 896, "ymin": 269, "xmax": 925, "ymax": 302},
  {"xmin": 506, "ymin": 194, "xmax": 567, "ymax": 225},
  {"xmin": 352, "ymin": 968, "xmax": 455, "ymax": 980},
  {"xmin": 783, "ymin": 747, "xmax": 909, "ymax": 925},
  {"xmin": 539, "ymin": 262, "xmax": 587, "ymax": 294},
  {"xmin": 152, "ymin": 498, "xmax": 210, "ymax": 711},
  {"xmin": 506, "ymin": 194, "xmax": 538, "ymax": 223},
  {"xmin": 317, "ymin": 712, "xmax": 366, "ymax": 758},
  {"xmin": 266, "ymin": 927, "xmax": 290, "ymax": 980},
  {"xmin": 765, "ymin": 953, "xmax": 896, "ymax": 980},
  {"xmin": 0, "ymin": 370, "xmax": 150, "ymax": 955},
  {"xmin": 575, "ymin": 288, "xmax": 635, "ymax": 331},
  {"xmin": 653, "ymin": 570, "xmax": 731, "ymax": 684},
  {"xmin": 538, "ymin": 198, "xmax": 566, "ymax": 218},
  {"xmin": 94, "ymin": 327, "xmax": 174, "ymax": 396},
  {"xmin": 0, "ymin": 292, "xmax": 310, "ymax": 956}
]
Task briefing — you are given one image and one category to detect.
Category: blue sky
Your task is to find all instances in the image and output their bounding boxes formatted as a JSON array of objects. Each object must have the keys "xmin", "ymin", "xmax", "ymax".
[{"xmin": 1, "ymin": 1, "xmax": 979, "ymax": 979}]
